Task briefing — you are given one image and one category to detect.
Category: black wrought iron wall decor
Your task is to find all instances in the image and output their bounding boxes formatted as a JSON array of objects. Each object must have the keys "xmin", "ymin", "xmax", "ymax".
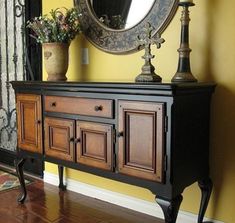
[
  {"xmin": 0, "ymin": 0, "xmax": 25, "ymax": 151},
  {"xmin": 0, "ymin": 0, "xmax": 42, "ymax": 152},
  {"xmin": 0, "ymin": 36, "xmax": 2, "ymax": 108}
]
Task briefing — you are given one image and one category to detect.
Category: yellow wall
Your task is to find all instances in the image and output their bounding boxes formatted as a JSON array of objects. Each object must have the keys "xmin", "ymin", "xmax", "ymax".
[{"xmin": 43, "ymin": 0, "xmax": 235, "ymax": 222}]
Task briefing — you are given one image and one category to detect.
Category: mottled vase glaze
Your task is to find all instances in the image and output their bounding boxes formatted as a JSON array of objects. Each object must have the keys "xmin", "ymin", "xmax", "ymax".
[{"xmin": 43, "ymin": 43, "xmax": 69, "ymax": 81}]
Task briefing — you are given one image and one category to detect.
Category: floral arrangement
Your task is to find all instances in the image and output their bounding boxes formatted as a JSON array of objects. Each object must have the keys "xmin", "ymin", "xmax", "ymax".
[{"xmin": 27, "ymin": 7, "xmax": 82, "ymax": 44}]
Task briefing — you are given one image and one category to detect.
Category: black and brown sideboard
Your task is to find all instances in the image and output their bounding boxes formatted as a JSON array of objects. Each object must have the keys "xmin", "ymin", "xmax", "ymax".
[{"xmin": 11, "ymin": 81, "xmax": 215, "ymax": 223}]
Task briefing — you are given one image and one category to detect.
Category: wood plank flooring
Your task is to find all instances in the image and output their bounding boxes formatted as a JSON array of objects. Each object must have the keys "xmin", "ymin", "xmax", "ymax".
[{"xmin": 0, "ymin": 175, "xmax": 164, "ymax": 223}]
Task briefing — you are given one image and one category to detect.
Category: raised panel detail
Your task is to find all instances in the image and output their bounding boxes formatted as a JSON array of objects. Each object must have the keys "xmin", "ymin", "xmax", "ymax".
[
  {"xmin": 44, "ymin": 96, "xmax": 113, "ymax": 118},
  {"xmin": 126, "ymin": 112, "xmax": 155, "ymax": 170},
  {"xmin": 76, "ymin": 121, "xmax": 112, "ymax": 170},
  {"xmin": 44, "ymin": 117, "xmax": 75, "ymax": 161},
  {"xmin": 16, "ymin": 94, "xmax": 42, "ymax": 153},
  {"xmin": 118, "ymin": 100, "xmax": 164, "ymax": 182}
]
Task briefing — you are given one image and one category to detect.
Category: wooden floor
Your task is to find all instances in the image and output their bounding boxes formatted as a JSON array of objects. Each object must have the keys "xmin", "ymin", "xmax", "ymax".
[{"xmin": 0, "ymin": 175, "xmax": 164, "ymax": 223}]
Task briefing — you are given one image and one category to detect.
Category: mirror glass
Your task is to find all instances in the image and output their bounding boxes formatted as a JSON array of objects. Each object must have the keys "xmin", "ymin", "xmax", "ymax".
[{"xmin": 89, "ymin": 0, "xmax": 155, "ymax": 30}]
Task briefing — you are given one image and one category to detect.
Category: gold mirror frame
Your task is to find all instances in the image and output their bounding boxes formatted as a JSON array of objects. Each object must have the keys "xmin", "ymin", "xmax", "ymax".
[{"xmin": 74, "ymin": 0, "xmax": 179, "ymax": 54}]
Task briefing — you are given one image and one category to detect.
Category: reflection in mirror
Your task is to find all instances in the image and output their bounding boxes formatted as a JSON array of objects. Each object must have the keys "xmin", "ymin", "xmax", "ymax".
[{"xmin": 90, "ymin": 0, "xmax": 155, "ymax": 30}]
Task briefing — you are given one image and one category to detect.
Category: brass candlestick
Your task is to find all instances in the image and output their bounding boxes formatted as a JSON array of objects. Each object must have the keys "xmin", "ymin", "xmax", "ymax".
[
  {"xmin": 171, "ymin": 2, "xmax": 197, "ymax": 82},
  {"xmin": 135, "ymin": 23, "xmax": 165, "ymax": 82}
]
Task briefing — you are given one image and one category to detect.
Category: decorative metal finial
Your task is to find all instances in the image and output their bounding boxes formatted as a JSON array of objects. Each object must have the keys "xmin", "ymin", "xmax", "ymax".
[
  {"xmin": 171, "ymin": 1, "xmax": 197, "ymax": 82},
  {"xmin": 135, "ymin": 23, "xmax": 165, "ymax": 82}
]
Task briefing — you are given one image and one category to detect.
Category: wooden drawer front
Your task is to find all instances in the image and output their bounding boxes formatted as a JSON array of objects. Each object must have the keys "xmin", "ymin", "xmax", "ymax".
[
  {"xmin": 16, "ymin": 94, "xmax": 42, "ymax": 154},
  {"xmin": 44, "ymin": 117, "xmax": 75, "ymax": 161},
  {"xmin": 118, "ymin": 101, "xmax": 165, "ymax": 182},
  {"xmin": 76, "ymin": 121, "xmax": 113, "ymax": 170},
  {"xmin": 44, "ymin": 96, "xmax": 113, "ymax": 118}
]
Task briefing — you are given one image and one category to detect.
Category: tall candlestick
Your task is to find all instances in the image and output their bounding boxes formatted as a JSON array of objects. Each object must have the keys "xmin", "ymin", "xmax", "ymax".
[{"xmin": 171, "ymin": 1, "xmax": 197, "ymax": 82}]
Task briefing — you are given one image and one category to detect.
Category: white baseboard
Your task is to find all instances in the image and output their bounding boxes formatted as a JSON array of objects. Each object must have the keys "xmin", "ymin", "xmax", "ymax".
[{"xmin": 43, "ymin": 171, "xmax": 224, "ymax": 223}]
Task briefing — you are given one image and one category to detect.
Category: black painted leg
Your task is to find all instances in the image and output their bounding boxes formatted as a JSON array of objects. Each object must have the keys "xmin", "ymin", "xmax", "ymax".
[
  {"xmin": 197, "ymin": 178, "xmax": 213, "ymax": 223},
  {"xmin": 15, "ymin": 158, "xmax": 27, "ymax": 203},
  {"xmin": 156, "ymin": 195, "xmax": 183, "ymax": 223},
  {"xmin": 58, "ymin": 165, "xmax": 66, "ymax": 191}
]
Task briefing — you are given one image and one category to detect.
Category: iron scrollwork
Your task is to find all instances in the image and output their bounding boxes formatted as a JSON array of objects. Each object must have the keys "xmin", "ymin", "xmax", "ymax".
[
  {"xmin": 15, "ymin": 0, "xmax": 25, "ymax": 17},
  {"xmin": 0, "ymin": 0, "xmax": 26, "ymax": 151},
  {"xmin": 0, "ymin": 108, "xmax": 17, "ymax": 149}
]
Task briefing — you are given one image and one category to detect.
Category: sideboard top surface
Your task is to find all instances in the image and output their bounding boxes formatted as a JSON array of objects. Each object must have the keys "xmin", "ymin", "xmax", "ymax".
[{"xmin": 11, "ymin": 81, "xmax": 216, "ymax": 96}]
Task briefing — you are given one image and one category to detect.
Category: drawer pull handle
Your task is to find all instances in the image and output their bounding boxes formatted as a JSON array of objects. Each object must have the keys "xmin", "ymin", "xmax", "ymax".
[
  {"xmin": 70, "ymin": 138, "xmax": 80, "ymax": 143},
  {"xmin": 117, "ymin": 132, "xmax": 123, "ymax": 137},
  {"xmin": 94, "ymin": 105, "xmax": 103, "ymax": 111},
  {"xmin": 50, "ymin": 102, "xmax": 57, "ymax": 107},
  {"xmin": 36, "ymin": 120, "xmax": 41, "ymax": 124},
  {"xmin": 74, "ymin": 138, "xmax": 81, "ymax": 144}
]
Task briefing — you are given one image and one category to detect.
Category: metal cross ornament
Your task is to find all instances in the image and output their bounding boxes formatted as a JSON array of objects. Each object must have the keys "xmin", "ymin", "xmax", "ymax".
[
  {"xmin": 135, "ymin": 23, "xmax": 165, "ymax": 82},
  {"xmin": 138, "ymin": 23, "xmax": 165, "ymax": 61}
]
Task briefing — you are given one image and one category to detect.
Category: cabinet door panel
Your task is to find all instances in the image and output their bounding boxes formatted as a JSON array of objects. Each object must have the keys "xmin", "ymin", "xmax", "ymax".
[
  {"xmin": 44, "ymin": 117, "xmax": 75, "ymax": 161},
  {"xmin": 76, "ymin": 121, "xmax": 112, "ymax": 170},
  {"xmin": 16, "ymin": 94, "xmax": 42, "ymax": 153},
  {"xmin": 127, "ymin": 113, "xmax": 155, "ymax": 169},
  {"xmin": 118, "ymin": 101, "xmax": 164, "ymax": 182}
]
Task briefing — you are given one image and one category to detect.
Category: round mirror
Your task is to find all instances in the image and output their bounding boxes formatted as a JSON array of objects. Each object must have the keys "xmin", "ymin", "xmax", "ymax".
[{"xmin": 75, "ymin": 0, "xmax": 178, "ymax": 54}]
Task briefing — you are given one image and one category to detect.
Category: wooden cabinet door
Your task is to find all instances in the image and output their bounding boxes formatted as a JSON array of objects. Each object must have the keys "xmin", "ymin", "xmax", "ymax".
[
  {"xmin": 44, "ymin": 117, "xmax": 75, "ymax": 161},
  {"xmin": 16, "ymin": 94, "xmax": 42, "ymax": 153},
  {"xmin": 76, "ymin": 121, "xmax": 113, "ymax": 170},
  {"xmin": 118, "ymin": 101, "xmax": 165, "ymax": 182}
]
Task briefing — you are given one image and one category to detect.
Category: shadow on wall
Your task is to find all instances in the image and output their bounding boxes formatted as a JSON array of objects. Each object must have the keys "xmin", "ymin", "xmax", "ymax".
[
  {"xmin": 203, "ymin": 0, "xmax": 235, "ymax": 221},
  {"xmin": 79, "ymin": 35, "xmax": 90, "ymax": 81},
  {"xmin": 68, "ymin": 35, "xmax": 85, "ymax": 81},
  {"xmin": 209, "ymin": 85, "xmax": 235, "ymax": 220},
  {"xmin": 200, "ymin": 0, "xmax": 214, "ymax": 83}
]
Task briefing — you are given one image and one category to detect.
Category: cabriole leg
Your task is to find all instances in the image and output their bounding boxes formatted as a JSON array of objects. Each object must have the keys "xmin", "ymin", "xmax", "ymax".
[
  {"xmin": 15, "ymin": 158, "xmax": 27, "ymax": 203},
  {"xmin": 156, "ymin": 195, "xmax": 183, "ymax": 223},
  {"xmin": 58, "ymin": 165, "xmax": 66, "ymax": 191},
  {"xmin": 198, "ymin": 178, "xmax": 213, "ymax": 223}
]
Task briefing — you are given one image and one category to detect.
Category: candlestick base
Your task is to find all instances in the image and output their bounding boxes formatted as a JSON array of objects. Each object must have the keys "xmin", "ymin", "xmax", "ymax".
[{"xmin": 171, "ymin": 72, "xmax": 197, "ymax": 82}]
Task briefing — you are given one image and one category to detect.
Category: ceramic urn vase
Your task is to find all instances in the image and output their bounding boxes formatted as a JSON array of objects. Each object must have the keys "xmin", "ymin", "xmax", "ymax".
[{"xmin": 43, "ymin": 43, "xmax": 69, "ymax": 81}]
